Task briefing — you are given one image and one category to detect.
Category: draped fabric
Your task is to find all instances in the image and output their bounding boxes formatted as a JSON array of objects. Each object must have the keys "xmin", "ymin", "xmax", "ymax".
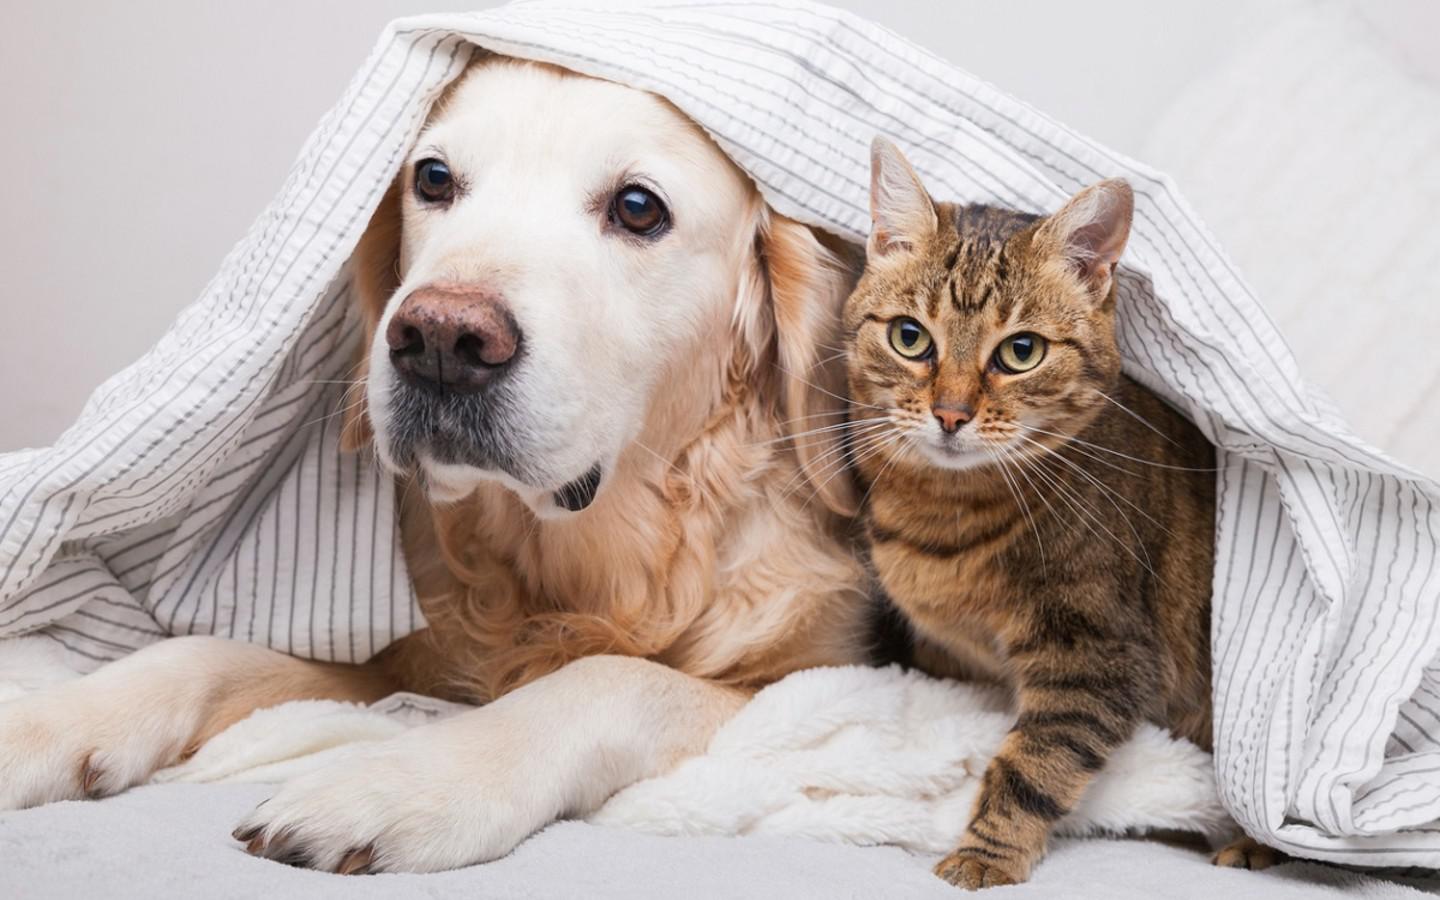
[{"xmin": 0, "ymin": 0, "xmax": 1436, "ymax": 864}]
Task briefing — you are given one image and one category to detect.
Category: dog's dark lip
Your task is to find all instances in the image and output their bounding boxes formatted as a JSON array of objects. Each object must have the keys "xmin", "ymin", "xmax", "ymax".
[{"xmin": 553, "ymin": 463, "xmax": 603, "ymax": 512}]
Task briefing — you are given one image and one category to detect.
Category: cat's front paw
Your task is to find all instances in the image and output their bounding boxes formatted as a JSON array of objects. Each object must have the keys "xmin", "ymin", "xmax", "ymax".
[
  {"xmin": 1211, "ymin": 836, "xmax": 1280, "ymax": 870},
  {"xmin": 934, "ymin": 849, "xmax": 1028, "ymax": 890}
]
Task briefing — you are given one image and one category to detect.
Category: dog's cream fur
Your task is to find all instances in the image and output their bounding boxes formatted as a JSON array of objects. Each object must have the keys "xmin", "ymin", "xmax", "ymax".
[{"xmin": 0, "ymin": 58, "xmax": 872, "ymax": 872}]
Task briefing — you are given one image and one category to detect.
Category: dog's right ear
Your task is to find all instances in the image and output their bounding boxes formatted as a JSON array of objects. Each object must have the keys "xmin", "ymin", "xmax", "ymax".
[
  {"xmin": 761, "ymin": 212, "xmax": 861, "ymax": 519},
  {"xmin": 340, "ymin": 179, "xmax": 404, "ymax": 452}
]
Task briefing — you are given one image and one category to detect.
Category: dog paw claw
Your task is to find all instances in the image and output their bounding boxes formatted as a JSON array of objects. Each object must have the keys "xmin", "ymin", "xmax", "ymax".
[{"xmin": 336, "ymin": 846, "xmax": 376, "ymax": 875}]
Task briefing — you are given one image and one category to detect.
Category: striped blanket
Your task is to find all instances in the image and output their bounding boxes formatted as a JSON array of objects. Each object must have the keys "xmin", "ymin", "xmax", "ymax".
[{"xmin": 1, "ymin": 0, "xmax": 1437, "ymax": 867}]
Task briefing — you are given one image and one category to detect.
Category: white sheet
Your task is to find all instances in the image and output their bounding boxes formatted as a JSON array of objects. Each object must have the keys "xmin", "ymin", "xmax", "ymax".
[{"xmin": 0, "ymin": 0, "xmax": 1437, "ymax": 866}]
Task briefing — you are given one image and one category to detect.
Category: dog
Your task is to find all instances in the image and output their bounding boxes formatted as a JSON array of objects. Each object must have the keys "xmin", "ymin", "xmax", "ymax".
[{"xmin": 0, "ymin": 57, "xmax": 875, "ymax": 873}]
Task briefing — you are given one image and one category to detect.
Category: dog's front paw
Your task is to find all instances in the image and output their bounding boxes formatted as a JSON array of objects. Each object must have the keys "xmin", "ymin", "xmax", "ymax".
[
  {"xmin": 0, "ymin": 690, "xmax": 176, "ymax": 810},
  {"xmin": 234, "ymin": 727, "xmax": 544, "ymax": 873},
  {"xmin": 934, "ymin": 849, "xmax": 1028, "ymax": 890},
  {"xmin": 0, "ymin": 695, "xmax": 91, "ymax": 809}
]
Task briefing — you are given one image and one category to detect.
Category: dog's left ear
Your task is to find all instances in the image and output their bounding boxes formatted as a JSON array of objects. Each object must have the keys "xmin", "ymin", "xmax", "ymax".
[
  {"xmin": 758, "ymin": 213, "xmax": 860, "ymax": 518},
  {"xmin": 339, "ymin": 179, "xmax": 404, "ymax": 452}
]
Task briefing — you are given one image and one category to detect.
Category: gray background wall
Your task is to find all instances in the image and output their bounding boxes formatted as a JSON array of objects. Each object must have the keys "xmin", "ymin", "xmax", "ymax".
[{"xmin": 0, "ymin": 0, "xmax": 1429, "ymax": 451}]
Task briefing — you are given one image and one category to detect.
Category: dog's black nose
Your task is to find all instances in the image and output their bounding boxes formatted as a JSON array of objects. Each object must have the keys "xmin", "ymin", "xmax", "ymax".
[{"xmin": 386, "ymin": 284, "xmax": 521, "ymax": 393}]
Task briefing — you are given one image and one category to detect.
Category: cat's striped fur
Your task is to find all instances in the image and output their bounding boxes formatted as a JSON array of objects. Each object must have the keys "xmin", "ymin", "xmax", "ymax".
[{"xmin": 846, "ymin": 139, "xmax": 1232, "ymax": 888}]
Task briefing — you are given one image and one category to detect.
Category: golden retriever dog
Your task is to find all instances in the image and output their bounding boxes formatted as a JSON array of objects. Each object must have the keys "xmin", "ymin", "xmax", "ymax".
[{"xmin": 0, "ymin": 57, "xmax": 873, "ymax": 873}]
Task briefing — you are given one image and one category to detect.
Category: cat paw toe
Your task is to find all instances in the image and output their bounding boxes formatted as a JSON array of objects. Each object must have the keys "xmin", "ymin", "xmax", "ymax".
[
  {"xmin": 1212, "ymin": 836, "xmax": 1280, "ymax": 870},
  {"xmin": 935, "ymin": 850, "xmax": 1024, "ymax": 890}
]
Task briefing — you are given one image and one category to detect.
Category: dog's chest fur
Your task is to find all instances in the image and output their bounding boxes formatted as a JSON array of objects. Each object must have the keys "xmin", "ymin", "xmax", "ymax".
[{"xmin": 394, "ymin": 408, "xmax": 871, "ymax": 702}]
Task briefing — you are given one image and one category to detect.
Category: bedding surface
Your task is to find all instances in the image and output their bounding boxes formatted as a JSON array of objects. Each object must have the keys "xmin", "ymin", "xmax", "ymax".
[
  {"xmin": 1, "ymin": 782, "xmax": 1435, "ymax": 900},
  {"xmin": 1, "ymin": 0, "xmax": 1438, "ymax": 868}
]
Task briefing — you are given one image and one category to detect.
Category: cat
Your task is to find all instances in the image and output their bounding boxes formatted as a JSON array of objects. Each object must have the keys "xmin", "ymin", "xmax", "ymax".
[{"xmin": 843, "ymin": 138, "xmax": 1271, "ymax": 889}]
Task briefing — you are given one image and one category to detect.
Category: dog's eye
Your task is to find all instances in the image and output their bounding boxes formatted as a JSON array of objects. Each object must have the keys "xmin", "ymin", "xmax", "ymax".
[
  {"xmin": 415, "ymin": 158, "xmax": 455, "ymax": 203},
  {"xmin": 611, "ymin": 186, "xmax": 669, "ymax": 237}
]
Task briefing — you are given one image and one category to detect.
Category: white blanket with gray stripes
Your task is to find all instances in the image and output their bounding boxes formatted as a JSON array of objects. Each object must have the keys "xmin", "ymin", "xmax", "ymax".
[{"xmin": 1, "ymin": 0, "xmax": 1437, "ymax": 868}]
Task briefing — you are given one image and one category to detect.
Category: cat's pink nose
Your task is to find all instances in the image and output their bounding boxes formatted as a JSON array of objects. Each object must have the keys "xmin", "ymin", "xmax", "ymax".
[{"xmin": 932, "ymin": 403, "xmax": 973, "ymax": 434}]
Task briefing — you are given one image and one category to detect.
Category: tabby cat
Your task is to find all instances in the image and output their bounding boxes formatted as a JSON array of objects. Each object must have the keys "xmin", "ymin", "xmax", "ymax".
[{"xmin": 844, "ymin": 139, "xmax": 1263, "ymax": 889}]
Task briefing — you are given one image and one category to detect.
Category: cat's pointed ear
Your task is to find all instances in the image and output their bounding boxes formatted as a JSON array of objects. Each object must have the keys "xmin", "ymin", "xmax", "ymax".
[
  {"xmin": 1039, "ymin": 178, "xmax": 1133, "ymax": 299},
  {"xmin": 868, "ymin": 137, "xmax": 937, "ymax": 257}
]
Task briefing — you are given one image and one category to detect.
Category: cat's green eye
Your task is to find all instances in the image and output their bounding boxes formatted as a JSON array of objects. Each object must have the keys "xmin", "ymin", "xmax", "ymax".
[
  {"xmin": 995, "ymin": 333, "xmax": 1047, "ymax": 373},
  {"xmin": 888, "ymin": 317, "xmax": 933, "ymax": 359}
]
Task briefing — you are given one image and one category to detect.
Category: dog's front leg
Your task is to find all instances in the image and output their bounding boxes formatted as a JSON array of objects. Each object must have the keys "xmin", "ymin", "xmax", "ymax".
[
  {"xmin": 234, "ymin": 654, "xmax": 748, "ymax": 873},
  {"xmin": 0, "ymin": 635, "xmax": 393, "ymax": 809}
]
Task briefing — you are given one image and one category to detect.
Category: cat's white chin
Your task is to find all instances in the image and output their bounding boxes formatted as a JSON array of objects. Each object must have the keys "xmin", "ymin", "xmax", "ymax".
[{"xmin": 917, "ymin": 441, "xmax": 995, "ymax": 472}]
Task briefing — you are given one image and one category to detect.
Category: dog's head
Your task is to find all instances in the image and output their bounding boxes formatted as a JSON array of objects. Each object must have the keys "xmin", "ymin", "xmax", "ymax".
[{"xmin": 344, "ymin": 58, "xmax": 856, "ymax": 519}]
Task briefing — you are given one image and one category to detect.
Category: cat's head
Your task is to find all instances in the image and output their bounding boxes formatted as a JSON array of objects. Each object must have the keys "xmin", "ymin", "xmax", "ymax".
[{"xmin": 843, "ymin": 137, "xmax": 1133, "ymax": 473}]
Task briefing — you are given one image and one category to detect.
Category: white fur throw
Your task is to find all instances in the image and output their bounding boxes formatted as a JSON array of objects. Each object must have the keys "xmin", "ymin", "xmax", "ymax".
[{"xmin": 148, "ymin": 665, "xmax": 1229, "ymax": 852}]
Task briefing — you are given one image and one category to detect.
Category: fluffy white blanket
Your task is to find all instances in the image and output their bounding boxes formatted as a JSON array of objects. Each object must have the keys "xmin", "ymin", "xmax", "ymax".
[
  {"xmin": 146, "ymin": 665, "xmax": 1228, "ymax": 851},
  {"xmin": 0, "ymin": 638, "xmax": 1227, "ymax": 848}
]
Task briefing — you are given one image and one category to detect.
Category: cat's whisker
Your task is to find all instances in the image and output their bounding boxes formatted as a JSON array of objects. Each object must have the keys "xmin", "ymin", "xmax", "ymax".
[
  {"xmin": 1020, "ymin": 425, "xmax": 1216, "ymax": 473},
  {"xmin": 994, "ymin": 443, "xmax": 1070, "ymax": 549},
  {"xmin": 781, "ymin": 427, "xmax": 893, "ymax": 466},
  {"xmin": 1009, "ymin": 448, "xmax": 1125, "ymax": 565},
  {"xmin": 800, "ymin": 423, "xmax": 898, "ymax": 495},
  {"xmin": 1091, "ymin": 388, "xmax": 1181, "ymax": 447},
  {"xmin": 804, "ymin": 431, "xmax": 902, "ymax": 505},
  {"xmin": 777, "ymin": 426, "xmax": 897, "ymax": 501},
  {"xmin": 781, "ymin": 438, "xmax": 877, "ymax": 504},
  {"xmin": 1012, "ymin": 427, "xmax": 1141, "ymax": 478},
  {"xmin": 1020, "ymin": 437, "xmax": 1155, "ymax": 569},
  {"xmin": 856, "ymin": 438, "xmax": 909, "ymax": 511},
  {"xmin": 984, "ymin": 444, "xmax": 1046, "ymax": 572},
  {"xmin": 803, "ymin": 423, "xmax": 895, "ymax": 473},
  {"xmin": 1015, "ymin": 436, "xmax": 1159, "ymax": 579},
  {"xmin": 1038, "ymin": 436, "xmax": 1141, "ymax": 479},
  {"xmin": 1019, "ymin": 435, "xmax": 1177, "ymax": 539},
  {"xmin": 774, "ymin": 363, "xmax": 889, "ymax": 412},
  {"xmin": 783, "ymin": 431, "xmax": 892, "ymax": 460},
  {"xmin": 776, "ymin": 409, "xmax": 853, "ymax": 425},
  {"xmin": 754, "ymin": 417, "xmax": 891, "ymax": 448}
]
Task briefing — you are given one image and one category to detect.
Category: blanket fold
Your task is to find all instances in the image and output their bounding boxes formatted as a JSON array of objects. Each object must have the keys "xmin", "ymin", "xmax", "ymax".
[{"xmin": 0, "ymin": 0, "xmax": 1437, "ymax": 866}]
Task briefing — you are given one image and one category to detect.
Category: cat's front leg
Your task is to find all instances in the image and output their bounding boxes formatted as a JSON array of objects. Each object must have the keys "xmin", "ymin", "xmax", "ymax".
[{"xmin": 935, "ymin": 639, "xmax": 1149, "ymax": 889}]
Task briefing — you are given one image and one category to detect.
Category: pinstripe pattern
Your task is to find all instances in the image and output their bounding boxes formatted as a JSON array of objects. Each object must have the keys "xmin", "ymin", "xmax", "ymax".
[{"xmin": 0, "ymin": 0, "xmax": 1435, "ymax": 865}]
